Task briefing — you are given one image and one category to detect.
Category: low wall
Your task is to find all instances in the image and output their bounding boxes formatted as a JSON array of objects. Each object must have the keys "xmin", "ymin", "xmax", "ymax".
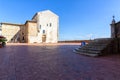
[
  {"xmin": 58, "ymin": 40, "xmax": 92, "ymax": 43},
  {"xmin": 103, "ymin": 38, "xmax": 120, "ymax": 54}
]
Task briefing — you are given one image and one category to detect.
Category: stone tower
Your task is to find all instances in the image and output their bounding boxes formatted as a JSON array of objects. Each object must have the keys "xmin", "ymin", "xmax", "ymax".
[
  {"xmin": 110, "ymin": 16, "xmax": 120, "ymax": 38},
  {"xmin": 111, "ymin": 16, "xmax": 117, "ymax": 38},
  {"xmin": 32, "ymin": 10, "xmax": 59, "ymax": 43}
]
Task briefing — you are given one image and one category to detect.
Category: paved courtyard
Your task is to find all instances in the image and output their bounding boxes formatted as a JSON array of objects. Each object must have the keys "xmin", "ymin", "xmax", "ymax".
[{"xmin": 0, "ymin": 43, "xmax": 120, "ymax": 80}]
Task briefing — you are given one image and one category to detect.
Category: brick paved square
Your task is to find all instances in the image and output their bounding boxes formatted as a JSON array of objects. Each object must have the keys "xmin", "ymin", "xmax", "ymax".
[{"xmin": 0, "ymin": 43, "xmax": 120, "ymax": 80}]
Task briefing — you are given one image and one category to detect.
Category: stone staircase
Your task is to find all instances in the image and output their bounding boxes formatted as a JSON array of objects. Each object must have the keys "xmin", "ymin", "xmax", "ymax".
[{"xmin": 73, "ymin": 38, "xmax": 114, "ymax": 57}]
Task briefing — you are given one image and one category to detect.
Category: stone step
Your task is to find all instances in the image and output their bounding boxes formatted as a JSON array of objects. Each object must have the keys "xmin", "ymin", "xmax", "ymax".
[
  {"xmin": 73, "ymin": 38, "xmax": 113, "ymax": 57},
  {"xmin": 88, "ymin": 42, "xmax": 110, "ymax": 45},
  {"xmin": 80, "ymin": 47, "xmax": 104, "ymax": 51},
  {"xmin": 73, "ymin": 49, "xmax": 99, "ymax": 57},
  {"xmin": 78, "ymin": 47, "xmax": 104, "ymax": 51},
  {"xmin": 79, "ymin": 46, "xmax": 106, "ymax": 49},
  {"xmin": 75, "ymin": 48, "xmax": 101, "ymax": 54},
  {"xmin": 90, "ymin": 39, "xmax": 112, "ymax": 43}
]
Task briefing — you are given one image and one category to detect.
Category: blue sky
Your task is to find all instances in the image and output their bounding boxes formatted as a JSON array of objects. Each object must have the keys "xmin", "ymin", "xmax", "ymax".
[{"xmin": 0, "ymin": 0, "xmax": 120, "ymax": 40}]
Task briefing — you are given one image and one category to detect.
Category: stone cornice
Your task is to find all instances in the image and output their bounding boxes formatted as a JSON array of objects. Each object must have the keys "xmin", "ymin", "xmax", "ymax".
[{"xmin": 1, "ymin": 22, "xmax": 24, "ymax": 26}]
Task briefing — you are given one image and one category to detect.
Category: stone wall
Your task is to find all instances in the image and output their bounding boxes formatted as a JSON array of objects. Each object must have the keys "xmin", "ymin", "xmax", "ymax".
[
  {"xmin": 1, "ymin": 23, "xmax": 23, "ymax": 43},
  {"xmin": 25, "ymin": 21, "xmax": 37, "ymax": 43},
  {"xmin": 104, "ymin": 38, "xmax": 120, "ymax": 54}
]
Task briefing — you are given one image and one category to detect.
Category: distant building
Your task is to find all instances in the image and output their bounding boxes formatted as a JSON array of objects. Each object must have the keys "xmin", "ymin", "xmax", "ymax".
[{"xmin": 1, "ymin": 10, "xmax": 59, "ymax": 43}]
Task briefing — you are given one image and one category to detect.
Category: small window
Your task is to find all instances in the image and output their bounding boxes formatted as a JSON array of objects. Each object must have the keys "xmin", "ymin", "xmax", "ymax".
[
  {"xmin": 0, "ymin": 27, "xmax": 1, "ymax": 30},
  {"xmin": 39, "ymin": 25, "xmax": 41, "ymax": 29},
  {"xmin": 43, "ymin": 30, "xmax": 45, "ymax": 34},
  {"xmin": 50, "ymin": 23, "xmax": 52, "ymax": 27}
]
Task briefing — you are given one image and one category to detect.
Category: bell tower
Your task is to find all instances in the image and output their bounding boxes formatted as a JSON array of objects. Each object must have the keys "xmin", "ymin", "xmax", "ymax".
[{"xmin": 111, "ymin": 16, "xmax": 117, "ymax": 38}]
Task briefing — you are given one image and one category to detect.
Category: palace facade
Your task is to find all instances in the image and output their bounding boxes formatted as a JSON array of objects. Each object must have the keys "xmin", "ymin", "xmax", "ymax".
[{"xmin": 0, "ymin": 10, "xmax": 59, "ymax": 43}]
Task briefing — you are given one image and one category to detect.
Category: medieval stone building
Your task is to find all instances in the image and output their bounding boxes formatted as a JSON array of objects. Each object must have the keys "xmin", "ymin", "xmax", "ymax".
[
  {"xmin": 74, "ymin": 16, "xmax": 120, "ymax": 56},
  {"xmin": 0, "ymin": 10, "xmax": 59, "ymax": 43},
  {"xmin": 111, "ymin": 16, "xmax": 120, "ymax": 38}
]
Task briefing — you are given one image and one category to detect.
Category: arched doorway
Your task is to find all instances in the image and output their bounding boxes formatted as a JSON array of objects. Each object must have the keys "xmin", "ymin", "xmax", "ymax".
[{"xmin": 42, "ymin": 35, "xmax": 46, "ymax": 42}]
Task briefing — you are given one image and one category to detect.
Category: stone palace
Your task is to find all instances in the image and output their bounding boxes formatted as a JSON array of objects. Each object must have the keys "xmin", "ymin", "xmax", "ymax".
[{"xmin": 0, "ymin": 10, "xmax": 59, "ymax": 43}]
